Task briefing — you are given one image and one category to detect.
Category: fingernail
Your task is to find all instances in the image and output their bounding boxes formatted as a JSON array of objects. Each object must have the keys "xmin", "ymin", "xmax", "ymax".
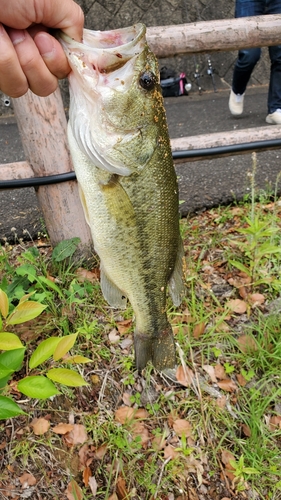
[
  {"xmin": 35, "ymin": 33, "xmax": 56, "ymax": 58},
  {"xmin": 8, "ymin": 29, "xmax": 26, "ymax": 45}
]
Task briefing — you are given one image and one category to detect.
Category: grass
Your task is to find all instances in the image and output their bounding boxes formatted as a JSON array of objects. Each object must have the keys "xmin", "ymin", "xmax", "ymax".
[{"xmin": 1, "ymin": 170, "xmax": 281, "ymax": 499}]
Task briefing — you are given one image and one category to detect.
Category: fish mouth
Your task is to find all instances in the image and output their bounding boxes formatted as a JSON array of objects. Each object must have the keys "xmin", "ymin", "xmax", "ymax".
[
  {"xmin": 59, "ymin": 24, "xmax": 151, "ymax": 176},
  {"xmin": 59, "ymin": 23, "xmax": 146, "ymax": 75}
]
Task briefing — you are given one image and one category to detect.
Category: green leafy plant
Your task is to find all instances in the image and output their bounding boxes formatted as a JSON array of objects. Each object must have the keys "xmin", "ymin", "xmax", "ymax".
[
  {"xmin": 52, "ymin": 237, "xmax": 81, "ymax": 263},
  {"xmin": 229, "ymin": 454, "xmax": 260, "ymax": 491},
  {"xmin": 0, "ymin": 288, "xmax": 92, "ymax": 420},
  {"xmin": 229, "ymin": 215, "xmax": 281, "ymax": 284}
]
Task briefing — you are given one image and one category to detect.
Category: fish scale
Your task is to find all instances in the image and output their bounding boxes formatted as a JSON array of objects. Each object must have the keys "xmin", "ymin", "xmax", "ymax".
[{"xmin": 59, "ymin": 23, "xmax": 185, "ymax": 371}]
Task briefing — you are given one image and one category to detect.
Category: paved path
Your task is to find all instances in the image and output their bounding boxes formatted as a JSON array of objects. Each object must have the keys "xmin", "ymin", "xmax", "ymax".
[{"xmin": 1, "ymin": 85, "xmax": 281, "ymax": 242}]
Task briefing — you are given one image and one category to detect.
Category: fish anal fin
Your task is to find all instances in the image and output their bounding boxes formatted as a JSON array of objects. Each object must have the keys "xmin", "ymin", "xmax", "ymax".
[
  {"xmin": 100, "ymin": 267, "xmax": 127, "ymax": 309},
  {"xmin": 168, "ymin": 238, "xmax": 185, "ymax": 307}
]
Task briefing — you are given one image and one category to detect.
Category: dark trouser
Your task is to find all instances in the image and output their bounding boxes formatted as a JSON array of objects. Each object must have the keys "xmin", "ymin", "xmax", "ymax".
[{"xmin": 232, "ymin": 0, "xmax": 281, "ymax": 113}]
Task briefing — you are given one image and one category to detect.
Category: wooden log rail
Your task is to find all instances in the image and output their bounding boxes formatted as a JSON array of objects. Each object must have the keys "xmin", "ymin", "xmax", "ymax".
[
  {"xmin": 1, "ymin": 14, "xmax": 281, "ymax": 245},
  {"xmin": 146, "ymin": 14, "xmax": 281, "ymax": 56}
]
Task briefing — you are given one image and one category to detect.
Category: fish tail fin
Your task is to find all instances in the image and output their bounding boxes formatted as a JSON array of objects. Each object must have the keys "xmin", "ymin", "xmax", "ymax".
[
  {"xmin": 134, "ymin": 333, "xmax": 153, "ymax": 372},
  {"xmin": 134, "ymin": 326, "xmax": 176, "ymax": 372},
  {"xmin": 152, "ymin": 325, "xmax": 176, "ymax": 371}
]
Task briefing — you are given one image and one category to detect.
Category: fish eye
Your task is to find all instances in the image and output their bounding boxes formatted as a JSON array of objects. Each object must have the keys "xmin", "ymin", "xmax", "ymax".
[{"xmin": 139, "ymin": 71, "xmax": 157, "ymax": 90}]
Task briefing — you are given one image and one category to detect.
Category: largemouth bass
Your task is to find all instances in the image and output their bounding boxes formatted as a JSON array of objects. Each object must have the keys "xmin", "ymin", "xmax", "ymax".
[{"xmin": 59, "ymin": 23, "xmax": 185, "ymax": 371}]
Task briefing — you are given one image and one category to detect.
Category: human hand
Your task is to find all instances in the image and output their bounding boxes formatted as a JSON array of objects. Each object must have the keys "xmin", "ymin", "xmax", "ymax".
[{"xmin": 0, "ymin": 0, "xmax": 84, "ymax": 98}]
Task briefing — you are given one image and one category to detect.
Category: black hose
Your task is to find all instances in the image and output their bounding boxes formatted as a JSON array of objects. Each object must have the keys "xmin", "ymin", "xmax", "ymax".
[
  {"xmin": 0, "ymin": 171, "xmax": 76, "ymax": 189},
  {"xmin": 1, "ymin": 137, "xmax": 281, "ymax": 189},
  {"xmin": 172, "ymin": 138, "xmax": 281, "ymax": 159}
]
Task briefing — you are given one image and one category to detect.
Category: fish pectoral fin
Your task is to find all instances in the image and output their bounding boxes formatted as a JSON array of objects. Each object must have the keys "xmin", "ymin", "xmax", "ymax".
[
  {"xmin": 100, "ymin": 267, "xmax": 127, "ymax": 309},
  {"xmin": 168, "ymin": 238, "xmax": 185, "ymax": 306},
  {"xmin": 114, "ymin": 129, "xmax": 156, "ymax": 172},
  {"xmin": 78, "ymin": 184, "xmax": 90, "ymax": 226}
]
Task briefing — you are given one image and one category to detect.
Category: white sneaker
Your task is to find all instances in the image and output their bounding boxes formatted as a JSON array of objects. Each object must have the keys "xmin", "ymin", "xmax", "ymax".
[
  {"xmin": 229, "ymin": 89, "xmax": 245, "ymax": 116},
  {"xmin": 266, "ymin": 109, "xmax": 281, "ymax": 125}
]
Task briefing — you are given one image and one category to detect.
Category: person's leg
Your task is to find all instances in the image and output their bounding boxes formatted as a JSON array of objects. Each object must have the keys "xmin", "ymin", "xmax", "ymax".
[
  {"xmin": 265, "ymin": 0, "xmax": 281, "ymax": 123},
  {"xmin": 232, "ymin": 48, "xmax": 261, "ymax": 96},
  {"xmin": 229, "ymin": 0, "xmax": 265, "ymax": 115}
]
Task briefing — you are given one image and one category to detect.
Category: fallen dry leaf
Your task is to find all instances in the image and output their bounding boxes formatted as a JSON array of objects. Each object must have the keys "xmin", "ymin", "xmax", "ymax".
[
  {"xmin": 122, "ymin": 392, "xmax": 133, "ymax": 406},
  {"xmin": 203, "ymin": 365, "xmax": 217, "ymax": 383},
  {"xmin": 30, "ymin": 417, "xmax": 50, "ymax": 436},
  {"xmin": 217, "ymin": 379, "xmax": 237, "ymax": 393},
  {"xmin": 108, "ymin": 329, "xmax": 120, "ymax": 344},
  {"xmin": 19, "ymin": 472, "xmax": 37, "ymax": 488},
  {"xmin": 66, "ymin": 480, "xmax": 83, "ymax": 500},
  {"xmin": 237, "ymin": 334, "xmax": 258, "ymax": 353},
  {"xmin": 221, "ymin": 449, "xmax": 235, "ymax": 466},
  {"xmin": 176, "ymin": 365, "xmax": 194, "ymax": 387},
  {"xmin": 249, "ymin": 293, "xmax": 265, "ymax": 307},
  {"xmin": 216, "ymin": 395, "xmax": 227, "ymax": 409},
  {"xmin": 168, "ymin": 408, "xmax": 178, "ymax": 427},
  {"xmin": 115, "ymin": 407, "xmax": 148, "ymax": 425},
  {"xmin": 238, "ymin": 285, "xmax": 248, "ymax": 300},
  {"xmin": 108, "ymin": 495, "xmax": 118, "ymax": 500},
  {"xmin": 236, "ymin": 373, "xmax": 247, "ymax": 386},
  {"xmin": 269, "ymin": 415, "xmax": 281, "ymax": 431},
  {"xmin": 116, "ymin": 476, "xmax": 129, "ymax": 500},
  {"xmin": 134, "ymin": 408, "xmax": 149, "ymax": 419},
  {"xmin": 131, "ymin": 421, "xmax": 150, "ymax": 448},
  {"xmin": 152, "ymin": 434, "xmax": 167, "ymax": 451},
  {"xmin": 164, "ymin": 444, "xmax": 180, "ymax": 460},
  {"xmin": 64, "ymin": 424, "xmax": 88, "ymax": 446},
  {"xmin": 241, "ymin": 424, "xmax": 251, "ymax": 437},
  {"xmin": 115, "ymin": 406, "xmax": 135, "ymax": 424},
  {"xmin": 119, "ymin": 337, "xmax": 133, "ymax": 350},
  {"xmin": 173, "ymin": 324, "xmax": 189, "ymax": 336},
  {"xmin": 52, "ymin": 423, "xmax": 74, "ymax": 435},
  {"xmin": 116, "ymin": 319, "xmax": 132, "ymax": 335},
  {"xmin": 193, "ymin": 322, "xmax": 205, "ymax": 338},
  {"xmin": 78, "ymin": 443, "xmax": 89, "ymax": 467},
  {"xmin": 214, "ymin": 364, "xmax": 226, "ymax": 380},
  {"xmin": 88, "ymin": 475, "xmax": 98, "ymax": 496},
  {"xmin": 221, "ymin": 455, "xmax": 237, "ymax": 481},
  {"xmin": 82, "ymin": 466, "xmax": 91, "ymax": 487},
  {"xmin": 237, "ymin": 271, "xmax": 252, "ymax": 284},
  {"xmin": 230, "ymin": 207, "xmax": 243, "ymax": 216},
  {"xmin": 173, "ymin": 419, "xmax": 192, "ymax": 437},
  {"xmin": 94, "ymin": 444, "xmax": 108, "ymax": 460},
  {"xmin": 226, "ymin": 299, "xmax": 247, "ymax": 314},
  {"xmin": 76, "ymin": 267, "xmax": 98, "ymax": 283}
]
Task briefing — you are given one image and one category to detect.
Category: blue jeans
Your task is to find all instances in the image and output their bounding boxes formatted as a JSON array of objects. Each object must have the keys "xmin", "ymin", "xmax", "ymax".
[{"xmin": 232, "ymin": 0, "xmax": 281, "ymax": 113}]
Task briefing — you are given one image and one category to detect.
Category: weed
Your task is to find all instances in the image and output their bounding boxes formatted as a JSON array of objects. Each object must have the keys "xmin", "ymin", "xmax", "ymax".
[{"xmin": 2, "ymin": 181, "xmax": 281, "ymax": 498}]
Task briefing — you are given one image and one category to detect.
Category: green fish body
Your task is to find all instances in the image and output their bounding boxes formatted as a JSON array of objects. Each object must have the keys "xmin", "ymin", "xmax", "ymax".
[{"xmin": 60, "ymin": 24, "xmax": 184, "ymax": 370}]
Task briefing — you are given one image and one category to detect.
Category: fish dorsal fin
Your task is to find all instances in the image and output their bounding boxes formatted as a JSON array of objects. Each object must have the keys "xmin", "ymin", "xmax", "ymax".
[
  {"xmin": 100, "ymin": 267, "xmax": 127, "ymax": 309},
  {"xmin": 168, "ymin": 238, "xmax": 185, "ymax": 306}
]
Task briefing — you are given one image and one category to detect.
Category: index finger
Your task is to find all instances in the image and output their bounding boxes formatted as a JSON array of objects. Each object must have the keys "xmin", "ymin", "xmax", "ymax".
[
  {"xmin": 39, "ymin": 0, "xmax": 84, "ymax": 41},
  {"xmin": 1, "ymin": 0, "xmax": 84, "ymax": 41}
]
